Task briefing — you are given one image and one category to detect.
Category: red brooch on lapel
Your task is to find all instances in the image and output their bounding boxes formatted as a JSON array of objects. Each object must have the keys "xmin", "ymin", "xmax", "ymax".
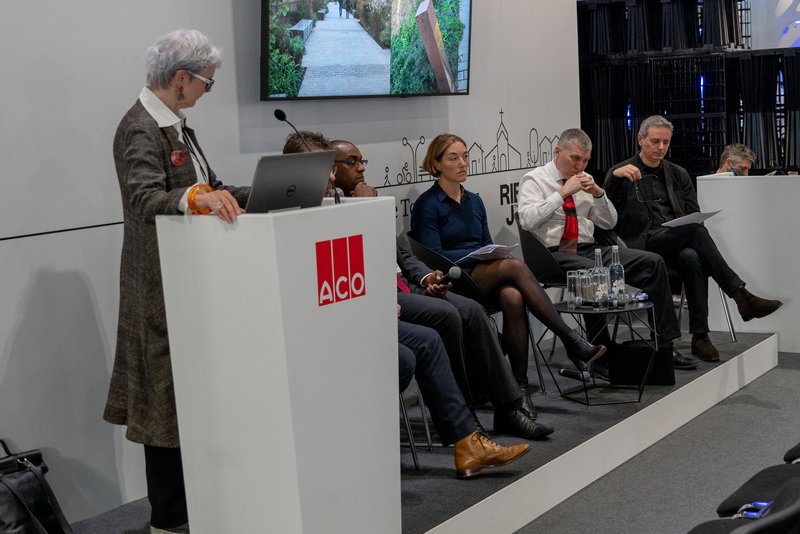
[{"xmin": 170, "ymin": 150, "xmax": 186, "ymax": 167}]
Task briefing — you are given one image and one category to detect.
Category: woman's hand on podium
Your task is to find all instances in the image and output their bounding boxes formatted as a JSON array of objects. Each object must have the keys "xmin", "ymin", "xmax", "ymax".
[{"xmin": 195, "ymin": 189, "xmax": 244, "ymax": 223}]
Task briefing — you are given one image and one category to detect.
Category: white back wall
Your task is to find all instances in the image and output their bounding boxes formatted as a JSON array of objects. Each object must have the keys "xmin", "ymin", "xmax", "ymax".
[{"xmin": 1, "ymin": 0, "xmax": 579, "ymax": 522}]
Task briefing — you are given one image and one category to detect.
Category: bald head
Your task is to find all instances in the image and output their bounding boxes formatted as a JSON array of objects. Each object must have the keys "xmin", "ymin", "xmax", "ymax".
[{"xmin": 330, "ymin": 139, "xmax": 366, "ymax": 195}]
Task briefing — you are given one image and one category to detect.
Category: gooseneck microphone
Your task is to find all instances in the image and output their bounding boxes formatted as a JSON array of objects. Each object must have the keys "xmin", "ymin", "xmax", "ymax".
[
  {"xmin": 273, "ymin": 109, "xmax": 312, "ymax": 153},
  {"xmin": 438, "ymin": 266, "xmax": 462, "ymax": 285},
  {"xmin": 273, "ymin": 108, "xmax": 340, "ymax": 204}
]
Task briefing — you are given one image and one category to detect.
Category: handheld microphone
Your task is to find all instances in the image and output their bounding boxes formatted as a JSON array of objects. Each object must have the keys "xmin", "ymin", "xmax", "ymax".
[
  {"xmin": 559, "ymin": 368, "xmax": 592, "ymax": 381},
  {"xmin": 438, "ymin": 266, "xmax": 462, "ymax": 285},
  {"xmin": 273, "ymin": 109, "xmax": 340, "ymax": 204}
]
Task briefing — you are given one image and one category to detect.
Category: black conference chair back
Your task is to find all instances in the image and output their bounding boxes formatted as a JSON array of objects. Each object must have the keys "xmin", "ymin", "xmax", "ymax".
[{"xmin": 515, "ymin": 219, "xmax": 566, "ymax": 289}]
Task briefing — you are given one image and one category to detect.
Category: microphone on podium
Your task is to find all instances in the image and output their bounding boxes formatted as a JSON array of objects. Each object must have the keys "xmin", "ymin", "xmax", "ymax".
[
  {"xmin": 273, "ymin": 109, "xmax": 340, "ymax": 204},
  {"xmin": 438, "ymin": 266, "xmax": 462, "ymax": 285}
]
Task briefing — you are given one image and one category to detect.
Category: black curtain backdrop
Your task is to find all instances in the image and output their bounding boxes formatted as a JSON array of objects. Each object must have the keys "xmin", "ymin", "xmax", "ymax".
[
  {"xmin": 738, "ymin": 54, "xmax": 780, "ymax": 169},
  {"xmin": 782, "ymin": 52, "xmax": 799, "ymax": 169},
  {"xmin": 578, "ymin": 0, "xmax": 796, "ymax": 175}
]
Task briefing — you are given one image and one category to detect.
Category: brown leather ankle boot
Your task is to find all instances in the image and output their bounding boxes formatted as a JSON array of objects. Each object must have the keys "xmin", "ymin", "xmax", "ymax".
[
  {"xmin": 733, "ymin": 287, "xmax": 783, "ymax": 322},
  {"xmin": 454, "ymin": 431, "xmax": 529, "ymax": 479}
]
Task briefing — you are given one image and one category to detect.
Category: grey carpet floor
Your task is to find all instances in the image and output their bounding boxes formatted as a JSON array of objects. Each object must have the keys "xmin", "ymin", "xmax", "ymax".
[
  {"xmin": 516, "ymin": 350, "xmax": 800, "ymax": 534},
  {"xmin": 72, "ymin": 331, "xmax": 790, "ymax": 534}
]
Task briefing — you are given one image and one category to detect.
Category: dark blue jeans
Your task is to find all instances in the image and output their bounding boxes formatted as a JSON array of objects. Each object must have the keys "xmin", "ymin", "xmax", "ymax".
[{"xmin": 398, "ymin": 321, "xmax": 474, "ymax": 445}]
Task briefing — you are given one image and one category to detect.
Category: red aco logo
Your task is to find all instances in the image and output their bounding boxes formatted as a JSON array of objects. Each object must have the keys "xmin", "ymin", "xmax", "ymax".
[{"xmin": 316, "ymin": 234, "xmax": 366, "ymax": 306}]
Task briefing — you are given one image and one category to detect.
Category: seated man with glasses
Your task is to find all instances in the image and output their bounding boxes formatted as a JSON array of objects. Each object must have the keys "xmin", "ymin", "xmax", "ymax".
[
  {"xmin": 517, "ymin": 128, "xmax": 694, "ymax": 370},
  {"xmin": 603, "ymin": 115, "xmax": 782, "ymax": 361},
  {"xmin": 331, "ymin": 139, "xmax": 377, "ymax": 197},
  {"xmin": 715, "ymin": 143, "xmax": 756, "ymax": 176},
  {"xmin": 313, "ymin": 136, "xmax": 553, "ymax": 440}
]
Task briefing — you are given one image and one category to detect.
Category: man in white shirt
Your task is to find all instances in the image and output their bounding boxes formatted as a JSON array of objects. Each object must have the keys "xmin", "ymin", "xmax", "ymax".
[{"xmin": 516, "ymin": 128, "xmax": 696, "ymax": 370}]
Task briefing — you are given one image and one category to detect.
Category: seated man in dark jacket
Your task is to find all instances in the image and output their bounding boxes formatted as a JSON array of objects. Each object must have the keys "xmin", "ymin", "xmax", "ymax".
[{"xmin": 603, "ymin": 115, "xmax": 782, "ymax": 361}]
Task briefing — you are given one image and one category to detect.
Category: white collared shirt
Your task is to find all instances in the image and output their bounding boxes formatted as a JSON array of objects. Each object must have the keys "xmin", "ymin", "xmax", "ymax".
[
  {"xmin": 139, "ymin": 87, "xmax": 207, "ymax": 213},
  {"xmin": 517, "ymin": 160, "xmax": 617, "ymax": 247}
]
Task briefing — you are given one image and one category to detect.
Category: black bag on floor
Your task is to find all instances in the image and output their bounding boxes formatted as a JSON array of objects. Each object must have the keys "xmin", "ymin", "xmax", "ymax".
[
  {"xmin": 607, "ymin": 340, "xmax": 675, "ymax": 386},
  {"xmin": 0, "ymin": 439, "xmax": 73, "ymax": 534}
]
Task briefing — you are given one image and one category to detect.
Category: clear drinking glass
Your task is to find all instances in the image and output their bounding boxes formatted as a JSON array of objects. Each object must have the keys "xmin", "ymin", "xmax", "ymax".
[
  {"xmin": 578, "ymin": 269, "xmax": 592, "ymax": 306},
  {"xmin": 566, "ymin": 271, "xmax": 579, "ymax": 308}
]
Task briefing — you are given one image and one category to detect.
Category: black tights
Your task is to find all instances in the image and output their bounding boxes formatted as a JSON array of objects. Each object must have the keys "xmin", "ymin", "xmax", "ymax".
[{"xmin": 471, "ymin": 258, "xmax": 573, "ymax": 383}]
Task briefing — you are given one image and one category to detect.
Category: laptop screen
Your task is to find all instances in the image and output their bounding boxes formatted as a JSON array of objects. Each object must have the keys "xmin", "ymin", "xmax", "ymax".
[{"xmin": 245, "ymin": 150, "xmax": 334, "ymax": 213}]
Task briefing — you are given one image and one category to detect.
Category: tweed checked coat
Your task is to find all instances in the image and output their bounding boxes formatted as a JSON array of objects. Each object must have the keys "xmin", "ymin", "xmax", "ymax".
[{"xmin": 103, "ymin": 99, "xmax": 249, "ymax": 447}]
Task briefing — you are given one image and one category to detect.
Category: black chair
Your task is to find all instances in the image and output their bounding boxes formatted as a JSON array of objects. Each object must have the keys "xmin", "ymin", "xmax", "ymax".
[
  {"xmin": 668, "ymin": 269, "xmax": 737, "ymax": 342},
  {"xmin": 687, "ymin": 476, "xmax": 800, "ymax": 533},
  {"xmin": 399, "ymin": 379, "xmax": 432, "ymax": 470},
  {"xmin": 515, "ymin": 219, "xmax": 567, "ymax": 291},
  {"xmin": 405, "ymin": 232, "xmax": 549, "ymax": 394}
]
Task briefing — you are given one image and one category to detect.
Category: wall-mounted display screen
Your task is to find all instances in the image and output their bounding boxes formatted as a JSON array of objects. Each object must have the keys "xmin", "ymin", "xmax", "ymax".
[{"xmin": 260, "ymin": 0, "xmax": 472, "ymax": 100}]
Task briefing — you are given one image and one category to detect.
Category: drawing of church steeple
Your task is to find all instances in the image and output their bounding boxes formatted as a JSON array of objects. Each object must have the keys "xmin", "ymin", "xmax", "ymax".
[{"xmin": 485, "ymin": 109, "xmax": 521, "ymax": 172}]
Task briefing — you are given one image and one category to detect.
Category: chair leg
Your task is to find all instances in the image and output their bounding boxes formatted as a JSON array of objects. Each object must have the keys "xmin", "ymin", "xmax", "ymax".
[
  {"xmin": 549, "ymin": 288, "xmax": 566, "ymax": 356},
  {"xmin": 677, "ymin": 285, "xmax": 686, "ymax": 326},
  {"xmin": 418, "ymin": 393, "xmax": 433, "ymax": 450},
  {"xmin": 527, "ymin": 312, "xmax": 547, "ymax": 395},
  {"xmin": 399, "ymin": 394, "xmax": 420, "ymax": 470},
  {"xmin": 719, "ymin": 287, "xmax": 737, "ymax": 342}
]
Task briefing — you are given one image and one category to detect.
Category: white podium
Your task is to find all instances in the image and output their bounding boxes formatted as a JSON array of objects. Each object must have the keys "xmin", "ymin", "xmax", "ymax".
[
  {"xmin": 697, "ymin": 175, "xmax": 797, "ymax": 352},
  {"xmin": 156, "ymin": 198, "xmax": 399, "ymax": 534}
]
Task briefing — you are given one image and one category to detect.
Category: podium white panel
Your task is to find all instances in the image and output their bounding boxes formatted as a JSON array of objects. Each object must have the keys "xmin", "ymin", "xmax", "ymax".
[
  {"xmin": 156, "ymin": 198, "xmax": 399, "ymax": 534},
  {"xmin": 697, "ymin": 175, "xmax": 797, "ymax": 351}
]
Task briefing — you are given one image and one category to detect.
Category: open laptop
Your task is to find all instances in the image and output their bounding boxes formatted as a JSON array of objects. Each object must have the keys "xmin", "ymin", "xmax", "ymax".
[{"xmin": 245, "ymin": 150, "xmax": 334, "ymax": 213}]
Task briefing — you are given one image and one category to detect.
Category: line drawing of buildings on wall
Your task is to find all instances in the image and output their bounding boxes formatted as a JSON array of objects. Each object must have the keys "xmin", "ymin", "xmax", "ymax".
[
  {"xmin": 381, "ymin": 110, "xmax": 558, "ymax": 188},
  {"xmin": 482, "ymin": 110, "xmax": 522, "ymax": 173}
]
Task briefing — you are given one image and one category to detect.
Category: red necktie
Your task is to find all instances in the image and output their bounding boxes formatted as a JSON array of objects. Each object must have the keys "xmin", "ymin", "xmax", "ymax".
[
  {"xmin": 397, "ymin": 273, "xmax": 411, "ymax": 294},
  {"xmin": 559, "ymin": 194, "xmax": 579, "ymax": 254}
]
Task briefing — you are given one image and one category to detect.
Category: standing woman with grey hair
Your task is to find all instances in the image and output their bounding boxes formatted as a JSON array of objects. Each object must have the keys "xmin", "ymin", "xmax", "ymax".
[{"xmin": 103, "ymin": 29, "xmax": 248, "ymax": 534}]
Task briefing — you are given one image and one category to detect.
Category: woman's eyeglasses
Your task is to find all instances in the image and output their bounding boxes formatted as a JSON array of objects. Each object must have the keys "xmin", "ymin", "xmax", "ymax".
[
  {"xmin": 634, "ymin": 174, "xmax": 663, "ymax": 203},
  {"xmin": 188, "ymin": 71, "xmax": 215, "ymax": 92}
]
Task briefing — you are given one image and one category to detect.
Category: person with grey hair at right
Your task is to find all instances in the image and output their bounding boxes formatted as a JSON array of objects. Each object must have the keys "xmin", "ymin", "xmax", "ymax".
[
  {"xmin": 604, "ymin": 115, "xmax": 782, "ymax": 362},
  {"xmin": 716, "ymin": 143, "xmax": 757, "ymax": 176}
]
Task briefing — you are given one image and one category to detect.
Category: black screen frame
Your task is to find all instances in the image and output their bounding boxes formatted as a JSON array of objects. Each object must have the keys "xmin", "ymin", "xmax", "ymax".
[{"xmin": 259, "ymin": 0, "xmax": 473, "ymax": 101}]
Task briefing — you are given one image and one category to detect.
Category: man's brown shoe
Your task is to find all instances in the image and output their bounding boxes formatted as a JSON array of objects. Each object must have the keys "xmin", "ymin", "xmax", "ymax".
[
  {"xmin": 733, "ymin": 287, "xmax": 783, "ymax": 322},
  {"xmin": 454, "ymin": 431, "xmax": 529, "ymax": 479},
  {"xmin": 691, "ymin": 333, "xmax": 720, "ymax": 362}
]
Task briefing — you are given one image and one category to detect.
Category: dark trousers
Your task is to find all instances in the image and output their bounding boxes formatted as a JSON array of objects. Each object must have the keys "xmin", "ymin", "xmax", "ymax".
[
  {"xmin": 398, "ymin": 291, "xmax": 520, "ymax": 408},
  {"xmin": 398, "ymin": 321, "xmax": 474, "ymax": 445},
  {"xmin": 144, "ymin": 445, "xmax": 188, "ymax": 530},
  {"xmin": 645, "ymin": 225, "xmax": 743, "ymax": 334},
  {"xmin": 553, "ymin": 244, "xmax": 682, "ymax": 341}
]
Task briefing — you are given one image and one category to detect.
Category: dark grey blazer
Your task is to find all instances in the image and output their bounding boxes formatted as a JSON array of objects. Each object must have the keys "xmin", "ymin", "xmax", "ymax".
[
  {"xmin": 603, "ymin": 154, "xmax": 700, "ymax": 249},
  {"xmin": 103, "ymin": 99, "xmax": 249, "ymax": 447}
]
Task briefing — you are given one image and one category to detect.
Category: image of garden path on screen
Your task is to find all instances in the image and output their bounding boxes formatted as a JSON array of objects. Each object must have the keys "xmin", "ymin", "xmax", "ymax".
[{"xmin": 263, "ymin": 0, "xmax": 472, "ymax": 100}]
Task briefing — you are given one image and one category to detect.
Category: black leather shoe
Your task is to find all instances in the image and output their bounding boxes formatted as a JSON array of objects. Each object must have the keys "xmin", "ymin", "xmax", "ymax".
[
  {"xmin": 563, "ymin": 329, "xmax": 606, "ymax": 371},
  {"xmin": 493, "ymin": 408, "xmax": 554, "ymax": 440},
  {"xmin": 518, "ymin": 384, "xmax": 538, "ymax": 419},
  {"xmin": 672, "ymin": 348, "xmax": 698, "ymax": 370}
]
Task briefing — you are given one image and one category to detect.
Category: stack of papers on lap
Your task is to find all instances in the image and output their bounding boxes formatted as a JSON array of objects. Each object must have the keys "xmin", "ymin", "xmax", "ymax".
[
  {"xmin": 662, "ymin": 210, "xmax": 721, "ymax": 228},
  {"xmin": 458, "ymin": 243, "xmax": 517, "ymax": 263}
]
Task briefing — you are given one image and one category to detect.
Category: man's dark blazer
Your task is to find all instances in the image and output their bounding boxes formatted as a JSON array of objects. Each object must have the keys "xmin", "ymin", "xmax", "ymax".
[{"xmin": 603, "ymin": 154, "xmax": 700, "ymax": 249}]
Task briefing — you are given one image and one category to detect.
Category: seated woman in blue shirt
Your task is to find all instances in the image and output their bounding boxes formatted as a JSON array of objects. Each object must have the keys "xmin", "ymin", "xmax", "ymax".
[{"xmin": 411, "ymin": 133, "xmax": 605, "ymax": 382}]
